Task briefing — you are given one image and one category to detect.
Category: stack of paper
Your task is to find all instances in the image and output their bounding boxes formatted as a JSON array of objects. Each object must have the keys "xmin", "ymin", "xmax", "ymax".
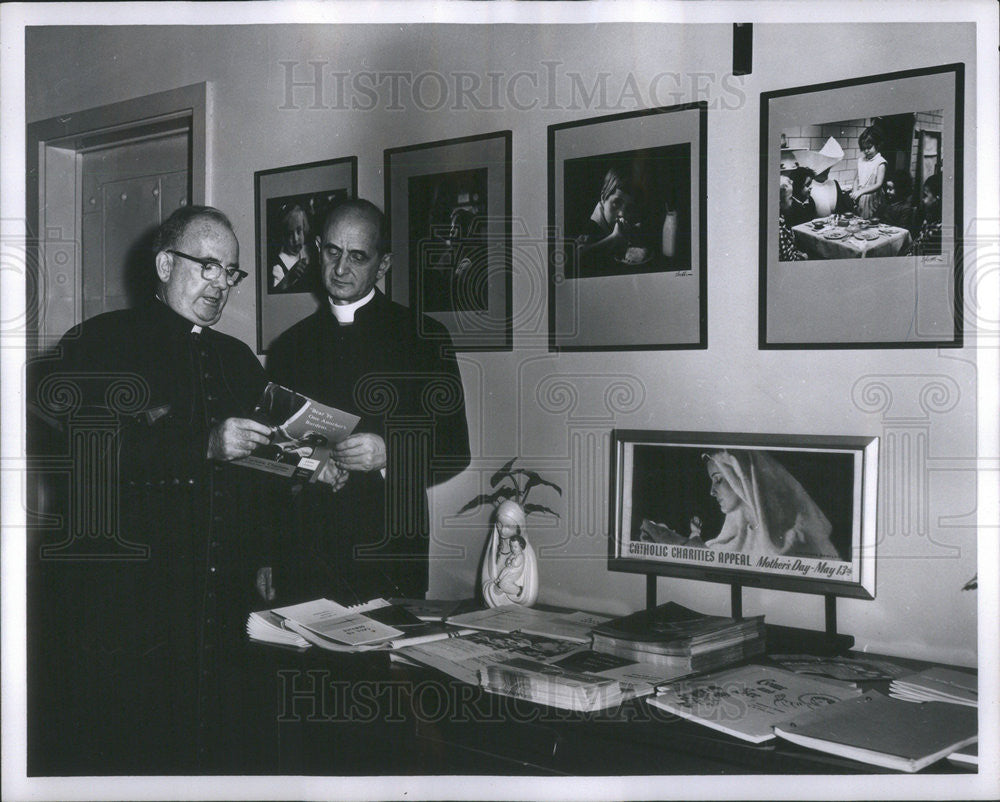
[
  {"xmin": 773, "ymin": 691, "xmax": 978, "ymax": 772},
  {"xmin": 271, "ymin": 598, "xmax": 406, "ymax": 648},
  {"xmin": 647, "ymin": 664, "xmax": 861, "ymax": 743},
  {"xmin": 246, "ymin": 609, "xmax": 310, "ymax": 649},
  {"xmin": 889, "ymin": 666, "xmax": 977, "ymax": 707},
  {"xmin": 479, "ymin": 657, "xmax": 623, "ymax": 712},
  {"xmin": 592, "ymin": 601, "xmax": 766, "ymax": 673},
  {"xmin": 448, "ymin": 606, "xmax": 611, "ymax": 643},
  {"xmin": 399, "ymin": 629, "xmax": 724, "ymax": 708},
  {"xmin": 248, "ymin": 597, "xmax": 467, "ymax": 653}
]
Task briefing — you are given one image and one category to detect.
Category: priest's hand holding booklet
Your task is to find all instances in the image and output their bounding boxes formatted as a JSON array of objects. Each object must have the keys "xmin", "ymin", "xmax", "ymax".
[{"xmin": 232, "ymin": 382, "xmax": 360, "ymax": 484}]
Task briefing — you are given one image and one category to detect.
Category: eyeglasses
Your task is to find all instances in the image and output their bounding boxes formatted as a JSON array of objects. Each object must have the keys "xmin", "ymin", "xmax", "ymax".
[{"xmin": 166, "ymin": 249, "xmax": 247, "ymax": 287}]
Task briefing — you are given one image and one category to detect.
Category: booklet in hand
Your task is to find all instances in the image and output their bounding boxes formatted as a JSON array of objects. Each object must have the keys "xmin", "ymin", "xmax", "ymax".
[{"xmin": 233, "ymin": 382, "xmax": 360, "ymax": 482}]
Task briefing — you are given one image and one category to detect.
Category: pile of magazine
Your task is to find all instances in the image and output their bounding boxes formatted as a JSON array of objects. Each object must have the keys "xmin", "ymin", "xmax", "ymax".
[
  {"xmin": 479, "ymin": 657, "xmax": 623, "ymax": 713},
  {"xmin": 591, "ymin": 601, "xmax": 766, "ymax": 673},
  {"xmin": 247, "ymin": 597, "xmax": 470, "ymax": 652},
  {"xmin": 889, "ymin": 666, "xmax": 977, "ymax": 707},
  {"xmin": 394, "ymin": 607, "xmax": 693, "ymax": 712}
]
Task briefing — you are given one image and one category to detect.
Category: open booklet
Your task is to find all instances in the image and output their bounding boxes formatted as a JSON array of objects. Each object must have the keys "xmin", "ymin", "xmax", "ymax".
[
  {"xmin": 233, "ymin": 382, "xmax": 360, "ymax": 482},
  {"xmin": 247, "ymin": 597, "xmax": 473, "ymax": 652}
]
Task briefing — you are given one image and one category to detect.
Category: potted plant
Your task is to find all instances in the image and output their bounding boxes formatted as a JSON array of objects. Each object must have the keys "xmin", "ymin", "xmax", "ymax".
[{"xmin": 457, "ymin": 457, "xmax": 562, "ymax": 519}]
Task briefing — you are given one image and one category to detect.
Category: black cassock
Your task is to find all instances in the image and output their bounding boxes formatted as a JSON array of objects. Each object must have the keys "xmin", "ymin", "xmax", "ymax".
[
  {"xmin": 27, "ymin": 298, "xmax": 283, "ymax": 774},
  {"xmin": 268, "ymin": 290, "xmax": 470, "ymax": 602}
]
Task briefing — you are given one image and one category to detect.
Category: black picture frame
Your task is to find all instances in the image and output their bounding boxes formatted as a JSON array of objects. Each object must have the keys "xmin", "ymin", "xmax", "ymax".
[
  {"xmin": 608, "ymin": 429, "xmax": 879, "ymax": 600},
  {"xmin": 548, "ymin": 102, "xmax": 707, "ymax": 351},
  {"xmin": 254, "ymin": 156, "xmax": 357, "ymax": 354},
  {"xmin": 384, "ymin": 131, "xmax": 512, "ymax": 351},
  {"xmin": 760, "ymin": 63, "xmax": 964, "ymax": 349}
]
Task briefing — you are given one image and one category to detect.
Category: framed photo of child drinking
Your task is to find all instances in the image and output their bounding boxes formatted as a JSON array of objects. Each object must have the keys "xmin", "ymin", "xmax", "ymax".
[
  {"xmin": 548, "ymin": 102, "xmax": 707, "ymax": 351},
  {"xmin": 760, "ymin": 64, "xmax": 965, "ymax": 348},
  {"xmin": 254, "ymin": 156, "xmax": 357, "ymax": 353}
]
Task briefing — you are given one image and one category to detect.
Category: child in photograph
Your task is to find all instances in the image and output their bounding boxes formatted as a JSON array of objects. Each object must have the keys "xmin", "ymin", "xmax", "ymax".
[
  {"xmin": 778, "ymin": 176, "xmax": 807, "ymax": 261},
  {"xmin": 850, "ymin": 125, "xmax": 888, "ymax": 219},
  {"xmin": 576, "ymin": 167, "xmax": 642, "ymax": 272},
  {"xmin": 575, "ymin": 166, "xmax": 674, "ymax": 275},
  {"xmin": 907, "ymin": 172, "xmax": 943, "ymax": 256},
  {"xmin": 783, "ymin": 167, "xmax": 818, "ymax": 228},
  {"xmin": 271, "ymin": 203, "xmax": 313, "ymax": 292},
  {"xmin": 874, "ymin": 171, "xmax": 917, "ymax": 232}
]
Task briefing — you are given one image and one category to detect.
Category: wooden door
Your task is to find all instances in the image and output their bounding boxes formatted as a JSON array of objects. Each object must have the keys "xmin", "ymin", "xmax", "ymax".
[{"xmin": 80, "ymin": 133, "xmax": 190, "ymax": 321}]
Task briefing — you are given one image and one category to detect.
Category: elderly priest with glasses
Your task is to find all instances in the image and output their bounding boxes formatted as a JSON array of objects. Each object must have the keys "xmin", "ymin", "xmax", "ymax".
[{"xmin": 28, "ymin": 205, "xmax": 292, "ymax": 774}]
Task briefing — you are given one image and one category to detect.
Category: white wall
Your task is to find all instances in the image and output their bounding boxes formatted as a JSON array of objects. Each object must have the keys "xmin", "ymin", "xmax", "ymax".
[{"xmin": 26, "ymin": 22, "xmax": 979, "ymax": 665}]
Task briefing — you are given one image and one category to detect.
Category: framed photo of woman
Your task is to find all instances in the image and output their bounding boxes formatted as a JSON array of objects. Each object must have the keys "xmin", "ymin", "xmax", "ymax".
[
  {"xmin": 548, "ymin": 102, "xmax": 707, "ymax": 351},
  {"xmin": 609, "ymin": 430, "xmax": 878, "ymax": 599}
]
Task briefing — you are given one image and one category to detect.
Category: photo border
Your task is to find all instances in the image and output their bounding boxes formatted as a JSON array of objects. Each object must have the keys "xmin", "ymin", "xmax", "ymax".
[
  {"xmin": 547, "ymin": 102, "xmax": 708, "ymax": 352},
  {"xmin": 384, "ymin": 130, "xmax": 513, "ymax": 351},
  {"xmin": 759, "ymin": 63, "xmax": 965, "ymax": 349},
  {"xmin": 608, "ymin": 429, "xmax": 879, "ymax": 600},
  {"xmin": 254, "ymin": 155, "xmax": 357, "ymax": 354}
]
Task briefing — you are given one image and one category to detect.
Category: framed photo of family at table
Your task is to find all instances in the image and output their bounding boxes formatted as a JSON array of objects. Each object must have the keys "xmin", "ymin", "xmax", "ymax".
[
  {"xmin": 385, "ymin": 130, "xmax": 512, "ymax": 351},
  {"xmin": 548, "ymin": 102, "xmax": 707, "ymax": 351},
  {"xmin": 759, "ymin": 64, "xmax": 964, "ymax": 348}
]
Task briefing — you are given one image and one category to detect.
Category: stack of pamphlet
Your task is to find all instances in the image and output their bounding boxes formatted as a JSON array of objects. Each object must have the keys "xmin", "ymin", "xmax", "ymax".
[
  {"xmin": 772, "ymin": 690, "xmax": 977, "ymax": 772},
  {"xmin": 648, "ymin": 664, "xmax": 861, "ymax": 742},
  {"xmin": 247, "ymin": 597, "xmax": 470, "ymax": 652},
  {"xmin": 591, "ymin": 601, "xmax": 765, "ymax": 673},
  {"xmin": 888, "ymin": 666, "xmax": 977, "ymax": 707},
  {"xmin": 479, "ymin": 657, "xmax": 623, "ymax": 713},
  {"xmin": 396, "ymin": 628, "xmax": 692, "ymax": 708},
  {"xmin": 246, "ymin": 609, "xmax": 310, "ymax": 650},
  {"xmin": 447, "ymin": 605, "xmax": 612, "ymax": 643}
]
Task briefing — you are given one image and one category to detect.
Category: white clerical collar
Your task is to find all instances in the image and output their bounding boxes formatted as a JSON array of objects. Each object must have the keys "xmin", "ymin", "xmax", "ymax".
[
  {"xmin": 154, "ymin": 293, "xmax": 203, "ymax": 335},
  {"xmin": 329, "ymin": 289, "xmax": 375, "ymax": 324}
]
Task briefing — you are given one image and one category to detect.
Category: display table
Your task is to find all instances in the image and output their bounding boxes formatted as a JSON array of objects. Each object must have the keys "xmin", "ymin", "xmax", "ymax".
[{"xmin": 242, "ymin": 636, "xmax": 972, "ymax": 777}]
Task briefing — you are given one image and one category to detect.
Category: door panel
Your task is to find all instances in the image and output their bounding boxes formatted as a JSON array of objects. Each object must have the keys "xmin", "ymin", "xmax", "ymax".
[{"xmin": 80, "ymin": 132, "xmax": 190, "ymax": 321}]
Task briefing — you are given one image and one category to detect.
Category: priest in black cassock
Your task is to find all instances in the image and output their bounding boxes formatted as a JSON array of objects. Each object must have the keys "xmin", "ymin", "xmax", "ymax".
[
  {"xmin": 27, "ymin": 206, "xmax": 293, "ymax": 774},
  {"xmin": 268, "ymin": 199, "xmax": 470, "ymax": 602}
]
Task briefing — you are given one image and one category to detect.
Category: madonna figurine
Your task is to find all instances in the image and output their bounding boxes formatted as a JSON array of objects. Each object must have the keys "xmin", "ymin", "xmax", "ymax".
[{"xmin": 481, "ymin": 500, "xmax": 539, "ymax": 607}]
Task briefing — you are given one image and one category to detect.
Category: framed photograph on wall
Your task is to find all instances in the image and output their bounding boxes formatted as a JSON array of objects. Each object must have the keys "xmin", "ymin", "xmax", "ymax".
[
  {"xmin": 548, "ymin": 102, "xmax": 707, "ymax": 351},
  {"xmin": 609, "ymin": 430, "xmax": 879, "ymax": 599},
  {"xmin": 385, "ymin": 131, "xmax": 512, "ymax": 351},
  {"xmin": 254, "ymin": 156, "xmax": 357, "ymax": 353},
  {"xmin": 760, "ymin": 63, "xmax": 964, "ymax": 348}
]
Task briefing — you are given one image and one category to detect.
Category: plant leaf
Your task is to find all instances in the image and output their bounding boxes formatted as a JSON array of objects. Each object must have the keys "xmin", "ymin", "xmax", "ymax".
[
  {"xmin": 457, "ymin": 487, "xmax": 517, "ymax": 515},
  {"xmin": 523, "ymin": 503, "xmax": 560, "ymax": 518},
  {"xmin": 489, "ymin": 457, "xmax": 518, "ymax": 488},
  {"xmin": 456, "ymin": 493, "xmax": 498, "ymax": 515},
  {"xmin": 520, "ymin": 473, "xmax": 563, "ymax": 498}
]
